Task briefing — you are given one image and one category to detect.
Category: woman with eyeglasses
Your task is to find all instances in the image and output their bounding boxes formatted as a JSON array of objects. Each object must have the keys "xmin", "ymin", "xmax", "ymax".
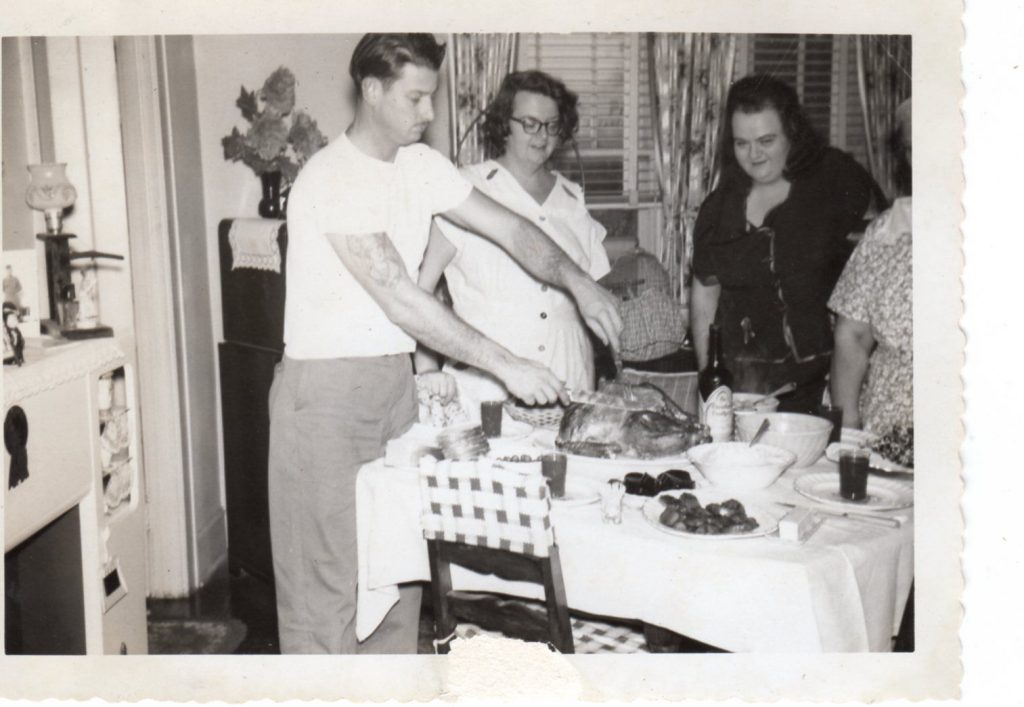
[
  {"xmin": 415, "ymin": 70, "xmax": 611, "ymax": 417},
  {"xmin": 690, "ymin": 74, "xmax": 880, "ymax": 414}
]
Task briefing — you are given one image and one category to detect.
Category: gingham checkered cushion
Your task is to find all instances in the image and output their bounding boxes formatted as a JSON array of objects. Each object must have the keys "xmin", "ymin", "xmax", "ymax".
[
  {"xmin": 619, "ymin": 288, "xmax": 687, "ymax": 361},
  {"xmin": 419, "ymin": 457, "xmax": 555, "ymax": 558},
  {"xmin": 571, "ymin": 617, "xmax": 649, "ymax": 654},
  {"xmin": 449, "ymin": 598, "xmax": 648, "ymax": 654}
]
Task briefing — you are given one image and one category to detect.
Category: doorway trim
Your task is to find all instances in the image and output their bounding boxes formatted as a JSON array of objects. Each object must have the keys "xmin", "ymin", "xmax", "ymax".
[{"xmin": 114, "ymin": 35, "xmax": 193, "ymax": 597}]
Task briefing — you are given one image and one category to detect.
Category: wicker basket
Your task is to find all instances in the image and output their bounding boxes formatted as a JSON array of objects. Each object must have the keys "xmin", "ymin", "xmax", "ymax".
[
  {"xmin": 503, "ymin": 401, "xmax": 566, "ymax": 430},
  {"xmin": 599, "ymin": 249, "xmax": 687, "ymax": 362}
]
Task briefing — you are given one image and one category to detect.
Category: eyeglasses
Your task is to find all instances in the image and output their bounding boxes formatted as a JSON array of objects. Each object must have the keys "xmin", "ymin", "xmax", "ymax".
[{"xmin": 509, "ymin": 116, "xmax": 562, "ymax": 137}]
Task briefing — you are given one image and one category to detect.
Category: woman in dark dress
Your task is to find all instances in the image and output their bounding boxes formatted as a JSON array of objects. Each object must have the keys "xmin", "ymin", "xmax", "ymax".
[{"xmin": 690, "ymin": 74, "xmax": 879, "ymax": 413}]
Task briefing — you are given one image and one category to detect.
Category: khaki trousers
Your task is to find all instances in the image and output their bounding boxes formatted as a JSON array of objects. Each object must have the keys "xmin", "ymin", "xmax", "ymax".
[{"xmin": 268, "ymin": 354, "xmax": 419, "ymax": 654}]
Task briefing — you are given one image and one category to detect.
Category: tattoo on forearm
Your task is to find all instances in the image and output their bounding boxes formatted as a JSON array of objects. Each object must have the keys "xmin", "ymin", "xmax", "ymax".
[{"xmin": 348, "ymin": 233, "xmax": 404, "ymax": 287}]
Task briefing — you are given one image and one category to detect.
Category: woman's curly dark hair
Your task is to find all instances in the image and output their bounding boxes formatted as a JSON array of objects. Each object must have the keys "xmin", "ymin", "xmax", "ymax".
[
  {"xmin": 481, "ymin": 70, "xmax": 579, "ymax": 159},
  {"xmin": 719, "ymin": 74, "xmax": 826, "ymax": 189}
]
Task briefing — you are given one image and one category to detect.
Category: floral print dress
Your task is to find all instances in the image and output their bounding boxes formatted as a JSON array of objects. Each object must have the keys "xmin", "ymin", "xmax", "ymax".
[{"xmin": 828, "ymin": 197, "xmax": 913, "ymax": 435}]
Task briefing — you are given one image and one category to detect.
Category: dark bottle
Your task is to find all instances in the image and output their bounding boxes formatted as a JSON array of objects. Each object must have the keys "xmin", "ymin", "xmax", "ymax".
[{"xmin": 698, "ymin": 324, "xmax": 734, "ymax": 442}]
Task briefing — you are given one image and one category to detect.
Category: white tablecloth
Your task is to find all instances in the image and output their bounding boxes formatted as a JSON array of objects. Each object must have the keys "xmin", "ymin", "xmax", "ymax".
[{"xmin": 356, "ymin": 432, "xmax": 914, "ymax": 652}]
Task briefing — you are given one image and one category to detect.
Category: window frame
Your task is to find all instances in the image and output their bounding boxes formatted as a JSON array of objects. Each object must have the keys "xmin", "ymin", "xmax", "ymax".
[{"xmin": 516, "ymin": 32, "xmax": 658, "ymax": 209}]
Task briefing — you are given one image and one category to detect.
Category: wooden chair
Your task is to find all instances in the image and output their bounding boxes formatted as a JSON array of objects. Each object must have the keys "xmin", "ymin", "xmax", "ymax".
[{"xmin": 418, "ymin": 456, "xmax": 574, "ymax": 653}]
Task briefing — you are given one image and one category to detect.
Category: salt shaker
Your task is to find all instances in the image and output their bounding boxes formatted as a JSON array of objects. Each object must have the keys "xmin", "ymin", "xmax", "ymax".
[{"xmin": 600, "ymin": 479, "xmax": 625, "ymax": 524}]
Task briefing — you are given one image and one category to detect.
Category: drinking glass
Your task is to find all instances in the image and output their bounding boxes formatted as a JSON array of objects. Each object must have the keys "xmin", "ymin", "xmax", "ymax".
[
  {"xmin": 480, "ymin": 401, "xmax": 503, "ymax": 438},
  {"xmin": 838, "ymin": 448, "xmax": 870, "ymax": 501},
  {"xmin": 541, "ymin": 452, "xmax": 567, "ymax": 499}
]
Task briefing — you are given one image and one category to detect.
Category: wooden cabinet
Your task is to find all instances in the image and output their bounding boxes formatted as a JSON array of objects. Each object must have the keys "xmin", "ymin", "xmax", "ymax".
[
  {"xmin": 4, "ymin": 340, "xmax": 148, "ymax": 654},
  {"xmin": 219, "ymin": 341, "xmax": 279, "ymax": 581},
  {"xmin": 217, "ymin": 218, "xmax": 286, "ymax": 585},
  {"xmin": 4, "ymin": 376, "xmax": 92, "ymax": 551}
]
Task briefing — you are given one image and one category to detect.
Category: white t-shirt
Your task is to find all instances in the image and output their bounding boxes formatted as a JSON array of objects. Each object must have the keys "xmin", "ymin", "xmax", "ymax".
[{"xmin": 283, "ymin": 133, "xmax": 472, "ymax": 359}]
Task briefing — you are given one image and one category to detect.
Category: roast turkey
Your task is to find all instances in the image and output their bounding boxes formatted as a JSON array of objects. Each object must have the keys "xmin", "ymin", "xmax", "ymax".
[{"xmin": 555, "ymin": 381, "xmax": 710, "ymax": 459}]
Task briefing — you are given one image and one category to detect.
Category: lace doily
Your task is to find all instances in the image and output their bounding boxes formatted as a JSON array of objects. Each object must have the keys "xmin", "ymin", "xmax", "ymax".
[{"xmin": 5, "ymin": 339, "xmax": 124, "ymax": 407}]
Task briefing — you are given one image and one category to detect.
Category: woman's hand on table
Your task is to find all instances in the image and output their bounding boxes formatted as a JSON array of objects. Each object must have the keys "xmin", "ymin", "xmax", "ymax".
[{"xmin": 415, "ymin": 371, "xmax": 458, "ymax": 404}]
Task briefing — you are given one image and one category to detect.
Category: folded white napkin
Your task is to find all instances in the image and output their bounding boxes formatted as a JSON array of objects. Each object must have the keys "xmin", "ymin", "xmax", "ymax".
[{"xmin": 228, "ymin": 218, "xmax": 283, "ymax": 273}]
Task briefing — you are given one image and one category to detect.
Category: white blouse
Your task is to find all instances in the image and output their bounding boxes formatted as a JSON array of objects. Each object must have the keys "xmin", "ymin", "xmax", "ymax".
[{"xmin": 435, "ymin": 160, "xmax": 611, "ymax": 407}]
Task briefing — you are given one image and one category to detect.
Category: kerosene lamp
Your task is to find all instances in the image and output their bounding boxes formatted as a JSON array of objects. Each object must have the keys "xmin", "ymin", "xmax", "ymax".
[{"xmin": 25, "ymin": 163, "xmax": 123, "ymax": 339}]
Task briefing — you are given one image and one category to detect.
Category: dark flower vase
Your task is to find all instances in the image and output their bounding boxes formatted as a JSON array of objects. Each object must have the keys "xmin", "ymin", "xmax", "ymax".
[{"xmin": 258, "ymin": 171, "xmax": 284, "ymax": 219}]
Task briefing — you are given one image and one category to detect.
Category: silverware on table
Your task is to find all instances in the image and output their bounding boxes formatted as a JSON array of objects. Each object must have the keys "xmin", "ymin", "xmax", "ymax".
[
  {"xmin": 749, "ymin": 418, "xmax": 771, "ymax": 447},
  {"xmin": 750, "ymin": 381, "xmax": 797, "ymax": 406},
  {"xmin": 775, "ymin": 501, "xmax": 903, "ymax": 529}
]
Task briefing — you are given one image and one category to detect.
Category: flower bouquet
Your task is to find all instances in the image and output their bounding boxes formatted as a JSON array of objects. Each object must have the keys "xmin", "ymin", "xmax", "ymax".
[{"xmin": 221, "ymin": 66, "xmax": 328, "ymax": 192}]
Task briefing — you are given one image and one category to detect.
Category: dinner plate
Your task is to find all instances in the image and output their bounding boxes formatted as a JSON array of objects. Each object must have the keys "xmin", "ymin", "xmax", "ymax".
[
  {"xmin": 496, "ymin": 416, "xmax": 534, "ymax": 441},
  {"xmin": 415, "ymin": 417, "xmax": 534, "ymax": 449},
  {"xmin": 825, "ymin": 429, "xmax": 913, "ymax": 474},
  {"xmin": 551, "ymin": 478, "xmax": 602, "ymax": 507},
  {"xmin": 825, "ymin": 443, "xmax": 912, "ymax": 474},
  {"xmin": 641, "ymin": 489, "xmax": 783, "ymax": 540},
  {"xmin": 793, "ymin": 471, "xmax": 914, "ymax": 511}
]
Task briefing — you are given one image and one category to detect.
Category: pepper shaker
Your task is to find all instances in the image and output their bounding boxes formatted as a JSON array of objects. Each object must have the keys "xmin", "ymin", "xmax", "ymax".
[{"xmin": 601, "ymin": 479, "xmax": 625, "ymax": 524}]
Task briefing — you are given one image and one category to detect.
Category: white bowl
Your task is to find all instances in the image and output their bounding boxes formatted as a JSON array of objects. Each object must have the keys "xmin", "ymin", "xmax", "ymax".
[
  {"xmin": 686, "ymin": 442, "xmax": 796, "ymax": 492},
  {"xmin": 734, "ymin": 412, "xmax": 833, "ymax": 467},
  {"xmin": 732, "ymin": 393, "xmax": 781, "ymax": 416}
]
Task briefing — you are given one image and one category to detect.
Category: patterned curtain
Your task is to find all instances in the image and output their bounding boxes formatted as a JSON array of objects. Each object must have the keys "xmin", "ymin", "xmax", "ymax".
[
  {"xmin": 856, "ymin": 35, "xmax": 912, "ymax": 201},
  {"xmin": 647, "ymin": 33, "xmax": 737, "ymax": 306},
  {"xmin": 446, "ymin": 34, "xmax": 518, "ymax": 166}
]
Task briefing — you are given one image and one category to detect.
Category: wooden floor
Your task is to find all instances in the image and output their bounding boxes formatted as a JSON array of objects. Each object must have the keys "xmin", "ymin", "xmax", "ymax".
[{"xmin": 147, "ymin": 564, "xmax": 437, "ymax": 654}]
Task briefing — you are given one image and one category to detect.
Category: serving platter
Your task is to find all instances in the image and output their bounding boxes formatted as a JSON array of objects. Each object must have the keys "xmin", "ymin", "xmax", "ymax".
[
  {"xmin": 641, "ymin": 489, "xmax": 784, "ymax": 540},
  {"xmin": 524, "ymin": 427, "xmax": 695, "ymax": 472},
  {"xmin": 793, "ymin": 471, "xmax": 914, "ymax": 511},
  {"xmin": 566, "ymin": 451, "xmax": 698, "ymax": 474}
]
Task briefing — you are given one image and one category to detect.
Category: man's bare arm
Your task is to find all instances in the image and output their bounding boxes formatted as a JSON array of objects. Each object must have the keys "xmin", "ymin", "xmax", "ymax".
[
  {"xmin": 413, "ymin": 222, "xmax": 458, "ymax": 375},
  {"xmin": 412, "ymin": 222, "xmax": 458, "ymax": 402},
  {"xmin": 442, "ymin": 188, "xmax": 623, "ymax": 355},
  {"xmin": 328, "ymin": 230, "xmax": 567, "ymax": 405}
]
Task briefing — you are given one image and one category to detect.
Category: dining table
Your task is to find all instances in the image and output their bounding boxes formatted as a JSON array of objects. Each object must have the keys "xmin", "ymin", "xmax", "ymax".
[{"xmin": 355, "ymin": 421, "xmax": 914, "ymax": 653}]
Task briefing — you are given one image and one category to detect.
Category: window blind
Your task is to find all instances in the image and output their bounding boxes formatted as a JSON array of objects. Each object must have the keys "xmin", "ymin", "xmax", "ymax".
[
  {"xmin": 829, "ymin": 35, "xmax": 869, "ymax": 169},
  {"xmin": 742, "ymin": 33, "xmax": 873, "ymax": 171},
  {"xmin": 517, "ymin": 33, "xmax": 657, "ymax": 206},
  {"xmin": 750, "ymin": 34, "xmax": 835, "ymax": 142}
]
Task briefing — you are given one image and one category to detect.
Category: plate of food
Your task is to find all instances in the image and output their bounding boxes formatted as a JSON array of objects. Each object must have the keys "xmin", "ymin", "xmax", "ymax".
[
  {"xmin": 793, "ymin": 471, "xmax": 914, "ymax": 511},
  {"xmin": 825, "ymin": 427, "xmax": 914, "ymax": 474},
  {"xmin": 641, "ymin": 489, "xmax": 783, "ymax": 540},
  {"xmin": 490, "ymin": 450, "xmax": 544, "ymax": 475}
]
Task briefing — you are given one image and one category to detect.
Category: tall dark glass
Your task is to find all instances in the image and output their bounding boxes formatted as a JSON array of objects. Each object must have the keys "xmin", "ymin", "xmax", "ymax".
[{"xmin": 698, "ymin": 324, "xmax": 734, "ymax": 442}]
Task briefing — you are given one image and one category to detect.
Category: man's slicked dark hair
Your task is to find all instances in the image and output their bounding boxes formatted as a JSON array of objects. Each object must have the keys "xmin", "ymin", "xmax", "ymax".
[{"xmin": 349, "ymin": 34, "xmax": 447, "ymax": 98}]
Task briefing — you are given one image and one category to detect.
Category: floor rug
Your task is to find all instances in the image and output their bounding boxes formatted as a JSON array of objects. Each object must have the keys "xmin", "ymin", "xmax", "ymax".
[{"xmin": 147, "ymin": 618, "xmax": 248, "ymax": 655}]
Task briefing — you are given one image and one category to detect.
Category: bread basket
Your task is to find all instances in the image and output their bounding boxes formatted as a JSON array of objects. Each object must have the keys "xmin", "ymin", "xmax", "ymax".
[{"xmin": 503, "ymin": 400, "xmax": 565, "ymax": 429}]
